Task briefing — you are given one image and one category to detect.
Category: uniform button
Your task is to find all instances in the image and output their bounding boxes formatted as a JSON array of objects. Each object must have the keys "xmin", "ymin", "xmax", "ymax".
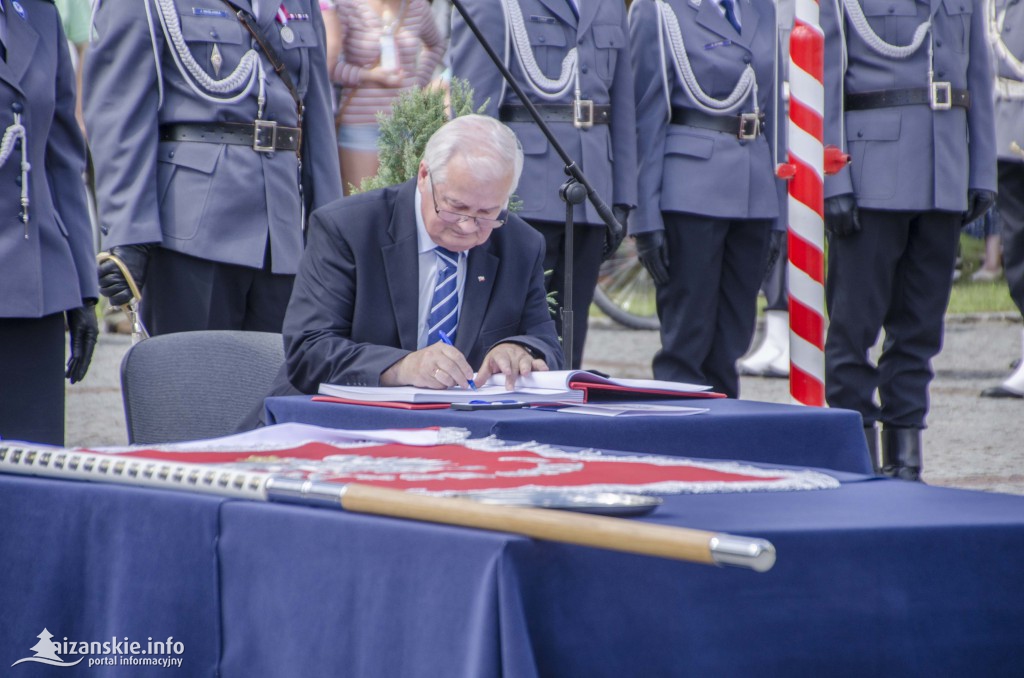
[
  {"xmin": 11, "ymin": 101, "xmax": 23, "ymax": 113},
  {"xmin": 581, "ymin": 65, "xmax": 588, "ymax": 73},
  {"xmin": 168, "ymin": 150, "xmax": 175, "ymax": 158},
  {"xmin": 935, "ymin": 40, "xmax": 942, "ymax": 47},
  {"xmin": 101, "ymin": 224, "xmax": 110, "ymax": 236},
  {"xmin": 539, "ymin": 36, "xmax": 546, "ymax": 43},
  {"xmin": 888, "ymin": 6, "xmax": 895, "ymax": 12},
  {"xmin": 857, "ymin": 130, "xmax": 864, "ymax": 138},
  {"xmin": 743, "ymin": 55, "xmax": 752, "ymax": 64},
  {"xmin": 937, "ymin": 71, "xmax": 945, "ymax": 78},
  {"xmin": 15, "ymin": 175, "xmax": 22, "ymax": 186},
  {"xmin": 211, "ymin": 30, "xmax": 219, "ymax": 38}
]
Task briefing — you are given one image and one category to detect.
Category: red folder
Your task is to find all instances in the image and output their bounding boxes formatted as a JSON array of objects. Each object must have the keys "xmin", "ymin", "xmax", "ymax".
[{"xmin": 311, "ymin": 396, "xmax": 452, "ymax": 410}]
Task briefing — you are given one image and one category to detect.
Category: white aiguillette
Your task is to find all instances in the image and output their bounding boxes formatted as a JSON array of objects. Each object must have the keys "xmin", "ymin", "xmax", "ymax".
[{"xmin": 317, "ymin": 370, "xmax": 724, "ymax": 404}]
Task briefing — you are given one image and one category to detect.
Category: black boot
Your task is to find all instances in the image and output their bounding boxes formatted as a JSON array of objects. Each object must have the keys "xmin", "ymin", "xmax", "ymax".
[
  {"xmin": 880, "ymin": 426, "xmax": 922, "ymax": 482},
  {"xmin": 863, "ymin": 424, "xmax": 880, "ymax": 474}
]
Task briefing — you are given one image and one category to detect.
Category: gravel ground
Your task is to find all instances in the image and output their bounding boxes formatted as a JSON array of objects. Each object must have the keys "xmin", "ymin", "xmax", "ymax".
[{"xmin": 66, "ymin": 314, "xmax": 1024, "ymax": 494}]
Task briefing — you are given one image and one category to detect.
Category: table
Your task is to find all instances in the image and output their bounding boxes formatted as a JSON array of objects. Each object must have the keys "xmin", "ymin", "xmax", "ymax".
[
  {"xmin": 265, "ymin": 395, "xmax": 874, "ymax": 473},
  {"xmin": 2, "ymin": 469, "xmax": 1022, "ymax": 676}
]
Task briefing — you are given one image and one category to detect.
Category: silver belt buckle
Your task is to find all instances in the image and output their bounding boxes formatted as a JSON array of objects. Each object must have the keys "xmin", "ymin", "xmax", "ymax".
[
  {"xmin": 930, "ymin": 82, "xmax": 952, "ymax": 111},
  {"xmin": 253, "ymin": 119, "xmax": 278, "ymax": 152},
  {"xmin": 574, "ymin": 99, "xmax": 594, "ymax": 129},
  {"xmin": 738, "ymin": 112, "xmax": 760, "ymax": 140}
]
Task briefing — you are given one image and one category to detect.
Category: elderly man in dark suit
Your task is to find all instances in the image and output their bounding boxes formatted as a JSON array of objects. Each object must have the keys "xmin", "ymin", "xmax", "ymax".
[
  {"xmin": 278, "ymin": 114, "xmax": 563, "ymax": 397},
  {"xmin": 821, "ymin": 0, "xmax": 997, "ymax": 479}
]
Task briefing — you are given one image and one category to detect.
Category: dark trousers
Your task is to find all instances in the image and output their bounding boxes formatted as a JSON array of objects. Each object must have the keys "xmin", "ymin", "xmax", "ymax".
[
  {"xmin": 762, "ymin": 234, "xmax": 788, "ymax": 311},
  {"xmin": 653, "ymin": 213, "xmax": 770, "ymax": 398},
  {"xmin": 998, "ymin": 161, "xmax": 1024, "ymax": 315},
  {"xmin": 529, "ymin": 219, "xmax": 605, "ymax": 369},
  {"xmin": 0, "ymin": 313, "xmax": 66, "ymax": 445},
  {"xmin": 142, "ymin": 248, "xmax": 294, "ymax": 336},
  {"xmin": 825, "ymin": 209, "xmax": 961, "ymax": 428}
]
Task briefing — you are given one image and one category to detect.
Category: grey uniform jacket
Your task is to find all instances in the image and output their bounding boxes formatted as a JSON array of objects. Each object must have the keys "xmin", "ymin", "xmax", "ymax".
[
  {"xmin": 992, "ymin": 0, "xmax": 1024, "ymax": 162},
  {"xmin": 84, "ymin": 0, "xmax": 342, "ymax": 275},
  {"xmin": 0, "ymin": 0, "xmax": 97, "ymax": 318},
  {"xmin": 450, "ymin": 0, "xmax": 637, "ymax": 226},
  {"xmin": 822, "ymin": 0, "xmax": 997, "ymax": 211},
  {"xmin": 629, "ymin": 0, "xmax": 785, "ymax": 235}
]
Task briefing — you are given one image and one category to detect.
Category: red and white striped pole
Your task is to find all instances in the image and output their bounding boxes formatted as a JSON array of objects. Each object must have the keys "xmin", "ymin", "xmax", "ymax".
[{"xmin": 781, "ymin": 0, "xmax": 827, "ymax": 406}]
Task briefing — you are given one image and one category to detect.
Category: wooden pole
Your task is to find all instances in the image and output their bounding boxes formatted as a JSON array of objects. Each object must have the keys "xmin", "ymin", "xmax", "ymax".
[{"xmin": 339, "ymin": 483, "xmax": 776, "ymax": 572}]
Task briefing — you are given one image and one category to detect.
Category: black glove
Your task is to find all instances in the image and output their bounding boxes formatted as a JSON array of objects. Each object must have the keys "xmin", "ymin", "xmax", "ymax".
[
  {"xmin": 963, "ymin": 189, "xmax": 996, "ymax": 227},
  {"xmin": 66, "ymin": 300, "xmax": 99, "ymax": 384},
  {"xmin": 824, "ymin": 194, "xmax": 861, "ymax": 237},
  {"xmin": 764, "ymin": 228, "xmax": 785, "ymax": 282},
  {"xmin": 98, "ymin": 244, "xmax": 156, "ymax": 306},
  {"xmin": 634, "ymin": 231, "xmax": 670, "ymax": 287},
  {"xmin": 603, "ymin": 204, "xmax": 630, "ymax": 260}
]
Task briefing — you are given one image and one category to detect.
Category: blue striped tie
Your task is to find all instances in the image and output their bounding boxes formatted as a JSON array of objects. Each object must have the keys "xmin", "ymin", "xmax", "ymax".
[{"xmin": 427, "ymin": 247, "xmax": 460, "ymax": 345}]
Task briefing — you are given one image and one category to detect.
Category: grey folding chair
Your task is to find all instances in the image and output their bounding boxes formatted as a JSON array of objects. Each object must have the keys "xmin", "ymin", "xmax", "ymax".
[{"xmin": 120, "ymin": 330, "xmax": 285, "ymax": 444}]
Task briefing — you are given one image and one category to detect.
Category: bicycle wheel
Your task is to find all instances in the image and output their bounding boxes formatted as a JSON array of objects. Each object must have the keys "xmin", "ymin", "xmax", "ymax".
[{"xmin": 594, "ymin": 238, "xmax": 660, "ymax": 330}]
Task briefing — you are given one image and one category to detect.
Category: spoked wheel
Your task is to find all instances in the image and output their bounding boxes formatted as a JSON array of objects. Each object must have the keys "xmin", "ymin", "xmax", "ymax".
[{"xmin": 593, "ymin": 238, "xmax": 660, "ymax": 330}]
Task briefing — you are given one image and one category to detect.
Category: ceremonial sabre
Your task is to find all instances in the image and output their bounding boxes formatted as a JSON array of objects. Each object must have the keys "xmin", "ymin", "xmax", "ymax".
[
  {"xmin": 96, "ymin": 251, "xmax": 150, "ymax": 344},
  {"xmin": 0, "ymin": 444, "xmax": 776, "ymax": 572},
  {"xmin": 269, "ymin": 480, "xmax": 776, "ymax": 572}
]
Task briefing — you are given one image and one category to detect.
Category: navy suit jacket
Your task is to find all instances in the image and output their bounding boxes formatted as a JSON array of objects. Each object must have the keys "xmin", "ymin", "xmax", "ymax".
[
  {"xmin": 282, "ymin": 179, "xmax": 564, "ymax": 393},
  {"xmin": 0, "ymin": 0, "xmax": 97, "ymax": 318}
]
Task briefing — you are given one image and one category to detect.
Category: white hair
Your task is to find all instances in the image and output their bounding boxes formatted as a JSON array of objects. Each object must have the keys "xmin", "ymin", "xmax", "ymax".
[{"xmin": 422, "ymin": 115, "xmax": 525, "ymax": 192}]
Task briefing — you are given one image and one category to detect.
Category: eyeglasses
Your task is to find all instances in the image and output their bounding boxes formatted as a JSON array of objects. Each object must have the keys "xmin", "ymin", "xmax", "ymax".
[{"xmin": 428, "ymin": 173, "xmax": 507, "ymax": 229}]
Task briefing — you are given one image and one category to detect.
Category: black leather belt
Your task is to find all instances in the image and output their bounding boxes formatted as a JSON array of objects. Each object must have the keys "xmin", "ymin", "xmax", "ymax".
[
  {"xmin": 499, "ymin": 103, "xmax": 612, "ymax": 127},
  {"xmin": 670, "ymin": 108, "xmax": 765, "ymax": 139},
  {"xmin": 845, "ymin": 86, "xmax": 971, "ymax": 111},
  {"xmin": 159, "ymin": 121, "xmax": 302, "ymax": 152}
]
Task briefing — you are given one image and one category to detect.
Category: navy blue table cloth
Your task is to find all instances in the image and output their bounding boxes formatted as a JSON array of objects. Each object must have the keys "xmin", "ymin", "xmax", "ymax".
[
  {"xmin": 265, "ymin": 395, "xmax": 873, "ymax": 473},
  {"xmin": 2, "ymin": 470, "xmax": 1023, "ymax": 676}
]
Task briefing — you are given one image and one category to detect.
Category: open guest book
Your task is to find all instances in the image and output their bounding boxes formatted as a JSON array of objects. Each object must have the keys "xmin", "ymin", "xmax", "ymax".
[{"xmin": 317, "ymin": 370, "xmax": 725, "ymax": 405}]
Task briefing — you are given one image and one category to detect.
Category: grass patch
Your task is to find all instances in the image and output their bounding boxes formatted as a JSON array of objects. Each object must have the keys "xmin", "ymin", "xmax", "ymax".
[{"xmin": 951, "ymin": 234, "xmax": 1017, "ymax": 314}]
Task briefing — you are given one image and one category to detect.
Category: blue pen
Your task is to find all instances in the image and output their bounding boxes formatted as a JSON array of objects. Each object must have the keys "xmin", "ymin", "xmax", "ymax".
[{"xmin": 438, "ymin": 330, "xmax": 477, "ymax": 390}]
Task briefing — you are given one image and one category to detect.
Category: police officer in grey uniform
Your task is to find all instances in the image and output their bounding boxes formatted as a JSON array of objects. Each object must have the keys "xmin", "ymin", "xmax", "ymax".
[
  {"xmin": 450, "ymin": 0, "xmax": 638, "ymax": 369},
  {"xmin": 821, "ymin": 0, "xmax": 996, "ymax": 478},
  {"xmin": 84, "ymin": 0, "xmax": 341, "ymax": 336},
  {"xmin": 629, "ymin": 0, "xmax": 786, "ymax": 398},
  {"xmin": 981, "ymin": 0, "xmax": 1024, "ymax": 399},
  {"xmin": 0, "ymin": 0, "xmax": 98, "ymax": 445}
]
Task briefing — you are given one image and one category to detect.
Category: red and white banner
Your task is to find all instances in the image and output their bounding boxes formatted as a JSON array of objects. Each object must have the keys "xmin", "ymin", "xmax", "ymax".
[{"xmin": 116, "ymin": 434, "xmax": 838, "ymax": 495}]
